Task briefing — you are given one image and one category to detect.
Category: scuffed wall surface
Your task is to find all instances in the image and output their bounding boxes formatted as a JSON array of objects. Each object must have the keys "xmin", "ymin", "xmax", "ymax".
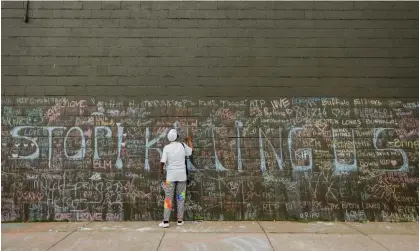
[{"xmin": 1, "ymin": 1, "xmax": 419, "ymax": 222}]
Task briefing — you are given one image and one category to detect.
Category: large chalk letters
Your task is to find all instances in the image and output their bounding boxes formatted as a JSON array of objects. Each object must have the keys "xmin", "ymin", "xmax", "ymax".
[
  {"xmin": 373, "ymin": 128, "xmax": 409, "ymax": 172},
  {"xmin": 10, "ymin": 126, "xmax": 40, "ymax": 160},
  {"xmin": 332, "ymin": 128, "xmax": 358, "ymax": 174},
  {"xmin": 93, "ymin": 126, "xmax": 112, "ymax": 160},
  {"xmin": 64, "ymin": 127, "xmax": 86, "ymax": 160},
  {"xmin": 9, "ymin": 125, "xmax": 412, "ymax": 174},
  {"xmin": 144, "ymin": 127, "xmax": 166, "ymax": 171},
  {"xmin": 259, "ymin": 128, "xmax": 284, "ymax": 172},
  {"xmin": 288, "ymin": 127, "xmax": 313, "ymax": 172}
]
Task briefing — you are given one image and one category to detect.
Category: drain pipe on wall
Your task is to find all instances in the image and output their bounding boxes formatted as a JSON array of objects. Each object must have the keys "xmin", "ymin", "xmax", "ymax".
[{"xmin": 23, "ymin": 0, "xmax": 29, "ymax": 22}]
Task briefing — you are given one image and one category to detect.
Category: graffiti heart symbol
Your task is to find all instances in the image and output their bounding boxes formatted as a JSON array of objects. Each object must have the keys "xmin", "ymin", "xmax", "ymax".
[
  {"xmin": 391, "ymin": 160, "xmax": 397, "ymax": 167},
  {"xmin": 331, "ymin": 108, "xmax": 341, "ymax": 117}
]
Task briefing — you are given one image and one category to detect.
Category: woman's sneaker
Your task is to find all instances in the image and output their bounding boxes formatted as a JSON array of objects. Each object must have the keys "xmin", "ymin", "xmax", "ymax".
[
  {"xmin": 159, "ymin": 222, "xmax": 169, "ymax": 228},
  {"xmin": 177, "ymin": 221, "xmax": 184, "ymax": 226}
]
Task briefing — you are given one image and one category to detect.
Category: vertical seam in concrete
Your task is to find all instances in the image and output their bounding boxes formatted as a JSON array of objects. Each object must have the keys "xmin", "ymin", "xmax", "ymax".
[
  {"xmin": 343, "ymin": 223, "xmax": 390, "ymax": 251},
  {"xmin": 257, "ymin": 221, "xmax": 277, "ymax": 251},
  {"xmin": 45, "ymin": 221, "xmax": 92, "ymax": 251},
  {"xmin": 156, "ymin": 231, "xmax": 166, "ymax": 251}
]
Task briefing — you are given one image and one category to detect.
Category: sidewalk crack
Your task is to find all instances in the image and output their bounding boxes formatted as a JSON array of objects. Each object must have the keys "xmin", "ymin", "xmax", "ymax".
[
  {"xmin": 46, "ymin": 221, "xmax": 92, "ymax": 251},
  {"xmin": 257, "ymin": 221, "xmax": 277, "ymax": 251},
  {"xmin": 156, "ymin": 231, "xmax": 166, "ymax": 251},
  {"xmin": 344, "ymin": 222, "xmax": 390, "ymax": 251}
]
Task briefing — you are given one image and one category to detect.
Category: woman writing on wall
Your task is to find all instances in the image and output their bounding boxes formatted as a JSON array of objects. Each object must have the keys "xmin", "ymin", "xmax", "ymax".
[{"xmin": 159, "ymin": 129, "xmax": 193, "ymax": 228}]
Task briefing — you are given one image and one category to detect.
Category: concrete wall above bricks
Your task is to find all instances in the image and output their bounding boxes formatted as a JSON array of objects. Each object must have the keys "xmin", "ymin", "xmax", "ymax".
[{"xmin": 2, "ymin": 0, "xmax": 419, "ymax": 98}]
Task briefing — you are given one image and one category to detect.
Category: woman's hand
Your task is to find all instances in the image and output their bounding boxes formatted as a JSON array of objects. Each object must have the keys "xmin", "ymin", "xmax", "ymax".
[
  {"xmin": 184, "ymin": 136, "xmax": 193, "ymax": 149},
  {"xmin": 159, "ymin": 162, "xmax": 165, "ymax": 177}
]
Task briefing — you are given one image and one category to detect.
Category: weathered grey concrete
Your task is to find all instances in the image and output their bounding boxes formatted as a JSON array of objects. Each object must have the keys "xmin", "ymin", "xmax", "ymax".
[
  {"xmin": 346, "ymin": 222, "xmax": 419, "ymax": 235},
  {"xmin": 2, "ymin": 221, "xmax": 419, "ymax": 251},
  {"xmin": 1, "ymin": 232, "xmax": 69, "ymax": 251},
  {"xmin": 75, "ymin": 221, "xmax": 264, "ymax": 233},
  {"xmin": 259, "ymin": 221, "xmax": 359, "ymax": 234},
  {"xmin": 79, "ymin": 221, "xmax": 164, "ymax": 232},
  {"xmin": 267, "ymin": 233, "xmax": 387, "ymax": 251},
  {"xmin": 163, "ymin": 221, "xmax": 264, "ymax": 233},
  {"xmin": 369, "ymin": 234, "xmax": 419, "ymax": 251},
  {"xmin": 159, "ymin": 233, "xmax": 273, "ymax": 251},
  {"xmin": 1, "ymin": 222, "xmax": 86, "ymax": 233},
  {"xmin": 48, "ymin": 232, "xmax": 163, "ymax": 251}
]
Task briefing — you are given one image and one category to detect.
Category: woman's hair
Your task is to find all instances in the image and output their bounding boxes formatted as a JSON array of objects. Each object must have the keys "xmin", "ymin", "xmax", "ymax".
[{"xmin": 167, "ymin": 128, "xmax": 178, "ymax": 142}]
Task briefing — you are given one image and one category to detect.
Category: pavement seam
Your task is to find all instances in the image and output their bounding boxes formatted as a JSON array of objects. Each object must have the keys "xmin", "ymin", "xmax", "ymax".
[
  {"xmin": 155, "ymin": 230, "xmax": 166, "ymax": 251},
  {"xmin": 45, "ymin": 221, "xmax": 92, "ymax": 251},
  {"xmin": 257, "ymin": 221, "xmax": 277, "ymax": 251},
  {"xmin": 343, "ymin": 222, "xmax": 390, "ymax": 251}
]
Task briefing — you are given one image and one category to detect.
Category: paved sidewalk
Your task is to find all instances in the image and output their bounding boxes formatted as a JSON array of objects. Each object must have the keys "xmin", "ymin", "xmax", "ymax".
[{"xmin": 2, "ymin": 221, "xmax": 419, "ymax": 251}]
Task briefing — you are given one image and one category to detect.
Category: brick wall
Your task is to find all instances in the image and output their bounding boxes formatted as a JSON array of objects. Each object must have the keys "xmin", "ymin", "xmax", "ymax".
[{"xmin": 1, "ymin": 1, "xmax": 419, "ymax": 222}]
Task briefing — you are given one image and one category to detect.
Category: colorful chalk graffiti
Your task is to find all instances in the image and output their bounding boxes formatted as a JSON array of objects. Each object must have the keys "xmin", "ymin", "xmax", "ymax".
[{"xmin": 1, "ymin": 96, "xmax": 419, "ymax": 222}]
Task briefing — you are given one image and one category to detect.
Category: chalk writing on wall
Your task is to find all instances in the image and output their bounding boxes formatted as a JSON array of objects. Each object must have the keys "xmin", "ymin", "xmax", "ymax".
[{"xmin": 1, "ymin": 97, "xmax": 419, "ymax": 222}]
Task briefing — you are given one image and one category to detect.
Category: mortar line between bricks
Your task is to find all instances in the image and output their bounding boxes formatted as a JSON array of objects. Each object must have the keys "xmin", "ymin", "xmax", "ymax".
[
  {"xmin": 343, "ymin": 222, "xmax": 390, "ymax": 251},
  {"xmin": 257, "ymin": 221, "xmax": 277, "ymax": 251},
  {"xmin": 156, "ymin": 231, "xmax": 166, "ymax": 251},
  {"xmin": 45, "ymin": 221, "xmax": 92, "ymax": 251}
]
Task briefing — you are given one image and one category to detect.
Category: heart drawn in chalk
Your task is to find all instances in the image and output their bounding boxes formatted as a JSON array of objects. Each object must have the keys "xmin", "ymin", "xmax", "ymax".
[
  {"xmin": 331, "ymin": 108, "xmax": 341, "ymax": 117},
  {"xmin": 391, "ymin": 160, "xmax": 397, "ymax": 167}
]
